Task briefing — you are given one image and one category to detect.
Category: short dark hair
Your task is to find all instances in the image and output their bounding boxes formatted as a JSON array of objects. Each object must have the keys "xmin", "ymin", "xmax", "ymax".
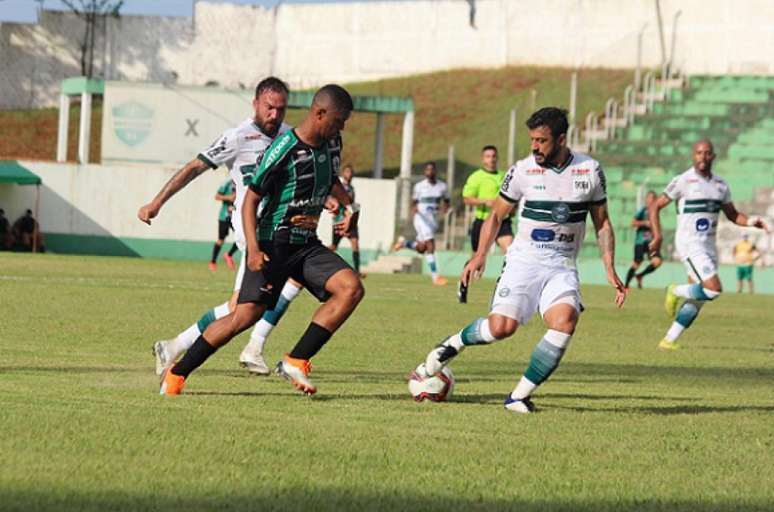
[
  {"xmin": 481, "ymin": 145, "xmax": 497, "ymax": 153},
  {"xmin": 424, "ymin": 161, "xmax": 436, "ymax": 170},
  {"xmin": 525, "ymin": 107, "xmax": 569, "ymax": 138},
  {"xmin": 313, "ymin": 84, "xmax": 354, "ymax": 112},
  {"xmin": 255, "ymin": 76, "xmax": 289, "ymax": 98}
]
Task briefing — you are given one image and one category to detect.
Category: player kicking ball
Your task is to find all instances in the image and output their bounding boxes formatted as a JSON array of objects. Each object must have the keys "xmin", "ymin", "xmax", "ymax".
[
  {"xmin": 413, "ymin": 107, "xmax": 626, "ymax": 413},
  {"xmin": 393, "ymin": 161, "xmax": 450, "ymax": 285},
  {"xmin": 648, "ymin": 139, "xmax": 770, "ymax": 350},
  {"xmin": 160, "ymin": 84, "xmax": 364, "ymax": 396}
]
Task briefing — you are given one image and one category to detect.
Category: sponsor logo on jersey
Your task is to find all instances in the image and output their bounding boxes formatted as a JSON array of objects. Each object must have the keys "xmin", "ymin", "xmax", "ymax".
[
  {"xmin": 264, "ymin": 134, "xmax": 293, "ymax": 166},
  {"xmin": 574, "ymin": 180, "xmax": 590, "ymax": 191},
  {"xmin": 112, "ymin": 101, "xmax": 153, "ymax": 147},
  {"xmin": 572, "ymin": 168, "xmax": 591, "ymax": 174},
  {"xmin": 551, "ymin": 203, "xmax": 571, "ymax": 223},
  {"xmin": 245, "ymin": 134, "xmax": 262, "ymax": 141},
  {"xmin": 695, "ymin": 218, "xmax": 710, "ymax": 232},
  {"xmin": 317, "ymin": 154, "xmax": 327, "ymax": 163},
  {"xmin": 532, "ymin": 185, "xmax": 546, "ymax": 190},
  {"xmin": 498, "ymin": 287, "xmax": 511, "ymax": 297},
  {"xmin": 526, "ymin": 168, "xmax": 545, "ymax": 175},
  {"xmin": 531, "ymin": 229, "xmax": 556, "ymax": 242}
]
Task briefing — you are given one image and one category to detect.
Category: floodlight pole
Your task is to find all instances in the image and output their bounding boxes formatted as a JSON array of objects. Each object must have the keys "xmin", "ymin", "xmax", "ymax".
[
  {"xmin": 57, "ymin": 93, "xmax": 70, "ymax": 162},
  {"xmin": 399, "ymin": 110, "xmax": 415, "ymax": 223},
  {"xmin": 507, "ymin": 107, "xmax": 517, "ymax": 166},
  {"xmin": 373, "ymin": 112, "xmax": 385, "ymax": 179}
]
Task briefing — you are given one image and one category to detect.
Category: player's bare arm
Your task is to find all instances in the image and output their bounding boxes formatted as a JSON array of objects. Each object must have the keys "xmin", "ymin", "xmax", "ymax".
[
  {"xmin": 462, "ymin": 197, "xmax": 513, "ymax": 287},
  {"xmin": 215, "ymin": 191, "xmax": 236, "ymax": 203},
  {"xmin": 590, "ymin": 201, "xmax": 626, "ymax": 307},
  {"xmin": 241, "ymin": 187, "xmax": 267, "ymax": 272},
  {"xmin": 647, "ymin": 193, "xmax": 672, "ymax": 255},
  {"xmin": 137, "ymin": 157, "xmax": 211, "ymax": 225},
  {"xmin": 720, "ymin": 202, "xmax": 771, "ymax": 232}
]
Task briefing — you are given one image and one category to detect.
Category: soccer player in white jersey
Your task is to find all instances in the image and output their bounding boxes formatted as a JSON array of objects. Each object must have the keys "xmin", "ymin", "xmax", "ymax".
[
  {"xmin": 393, "ymin": 162, "xmax": 450, "ymax": 285},
  {"xmin": 648, "ymin": 139, "xmax": 770, "ymax": 350},
  {"xmin": 413, "ymin": 107, "xmax": 626, "ymax": 413},
  {"xmin": 137, "ymin": 77, "xmax": 303, "ymax": 375}
]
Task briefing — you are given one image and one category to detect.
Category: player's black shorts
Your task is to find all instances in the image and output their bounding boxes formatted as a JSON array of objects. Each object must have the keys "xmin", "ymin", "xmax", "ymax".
[
  {"xmin": 237, "ymin": 236, "xmax": 352, "ymax": 308},
  {"xmin": 470, "ymin": 218, "xmax": 514, "ymax": 252},
  {"xmin": 634, "ymin": 241, "xmax": 661, "ymax": 263},
  {"xmin": 331, "ymin": 226, "xmax": 359, "ymax": 248},
  {"xmin": 218, "ymin": 219, "xmax": 233, "ymax": 240}
]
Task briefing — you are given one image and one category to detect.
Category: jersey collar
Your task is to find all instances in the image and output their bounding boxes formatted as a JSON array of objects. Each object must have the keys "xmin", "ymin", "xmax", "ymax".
[{"xmin": 540, "ymin": 151, "xmax": 574, "ymax": 174}]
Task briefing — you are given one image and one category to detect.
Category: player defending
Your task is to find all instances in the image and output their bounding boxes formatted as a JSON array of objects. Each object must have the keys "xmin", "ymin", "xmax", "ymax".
[
  {"xmin": 413, "ymin": 107, "xmax": 626, "ymax": 413},
  {"xmin": 393, "ymin": 162, "xmax": 450, "ymax": 285},
  {"xmin": 210, "ymin": 178, "xmax": 239, "ymax": 271},
  {"xmin": 159, "ymin": 84, "xmax": 364, "ymax": 396},
  {"xmin": 138, "ymin": 77, "xmax": 302, "ymax": 376},
  {"xmin": 649, "ymin": 139, "xmax": 769, "ymax": 350},
  {"xmin": 623, "ymin": 190, "xmax": 662, "ymax": 290},
  {"xmin": 457, "ymin": 145, "xmax": 514, "ymax": 303},
  {"xmin": 329, "ymin": 164, "xmax": 363, "ymax": 276}
]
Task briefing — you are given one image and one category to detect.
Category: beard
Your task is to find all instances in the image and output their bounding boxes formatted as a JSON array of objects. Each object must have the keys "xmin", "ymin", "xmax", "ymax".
[{"xmin": 256, "ymin": 118, "xmax": 280, "ymax": 138}]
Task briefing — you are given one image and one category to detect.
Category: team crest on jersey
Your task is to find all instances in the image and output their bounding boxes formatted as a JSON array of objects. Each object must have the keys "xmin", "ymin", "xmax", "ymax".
[
  {"xmin": 551, "ymin": 203, "xmax": 571, "ymax": 223},
  {"xmin": 318, "ymin": 154, "xmax": 327, "ymax": 163},
  {"xmin": 498, "ymin": 287, "xmax": 510, "ymax": 298}
]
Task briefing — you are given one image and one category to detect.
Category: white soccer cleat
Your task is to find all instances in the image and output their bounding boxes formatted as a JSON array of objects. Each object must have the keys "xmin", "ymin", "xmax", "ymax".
[
  {"xmin": 153, "ymin": 340, "xmax": 174, "ymax": 376},
  {"xmin": 503, "ymin": 396, "xmax": 536, "ymax": 414},
  {"xmin": 239, "ymin": 348, "xmax": 271, "ymax": 376},
  {"xmin": 425, "ymin": 338, "xmax": 462, "ymax": 375},
  {"xmin": 275, "ymin": 355, "xmax": 316, "ymax": 395}
]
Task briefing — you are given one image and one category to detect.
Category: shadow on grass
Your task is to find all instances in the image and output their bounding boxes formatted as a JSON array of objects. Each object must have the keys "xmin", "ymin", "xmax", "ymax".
[{"xmin": 0, "ymin": 488, "xmax": 771, "ymax": 512}]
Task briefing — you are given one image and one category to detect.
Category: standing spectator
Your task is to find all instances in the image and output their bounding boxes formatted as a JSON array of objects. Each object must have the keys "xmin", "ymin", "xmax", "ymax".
[
  {"xmin": 0, "ymin": 208, "xmax": 13, "ymax": 250},
  {"xmin": 733, "ymin": 234, "xmax": 759, "ymax": 294}
]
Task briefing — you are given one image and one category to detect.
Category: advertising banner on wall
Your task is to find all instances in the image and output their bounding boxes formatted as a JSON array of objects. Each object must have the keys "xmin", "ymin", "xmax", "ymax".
[{"xmin": 101, "ymin": 81, "xmax": 254, "ymax": 165}]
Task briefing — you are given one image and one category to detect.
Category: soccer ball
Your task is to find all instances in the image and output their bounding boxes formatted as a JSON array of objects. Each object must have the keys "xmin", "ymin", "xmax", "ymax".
[{"xmin": 408, "ymin": 364, "xmax": 455, "ymax": 402}]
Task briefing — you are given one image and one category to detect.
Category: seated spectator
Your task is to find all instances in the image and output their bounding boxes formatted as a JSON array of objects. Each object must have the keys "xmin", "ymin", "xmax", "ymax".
[
  {"xmin": 12, "ymin": 209, "xmax": 45, "ymax": 252},
  {"xmin": 0, "ymin": 208, "xmax": 13, "ymax": 250}
]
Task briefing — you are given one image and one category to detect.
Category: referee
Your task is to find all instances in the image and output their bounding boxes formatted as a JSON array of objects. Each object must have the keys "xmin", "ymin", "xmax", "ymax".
[{"xmin": 457, "ymin": 145, "xmax": 514, "ymax": 303}]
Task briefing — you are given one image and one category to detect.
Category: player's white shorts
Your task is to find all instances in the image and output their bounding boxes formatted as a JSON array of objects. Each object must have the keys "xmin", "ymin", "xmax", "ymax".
[
  {"xmin": 680, "ymin": 249, "xmax": 718, "ymax": 282},
  {"xmin": 491, "ymin": 257, "xmax": 583, "ymax": 325},
  {"xmin": 413, "ymin": 213, "xmax": 438, "ymax": 242},
  {"xmin": 234, "ymin": 252, "xmax": 246, "ymax": 291}
]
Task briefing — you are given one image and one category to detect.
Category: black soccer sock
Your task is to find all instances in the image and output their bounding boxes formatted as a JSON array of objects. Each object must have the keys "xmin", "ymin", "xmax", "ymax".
[
  {"xmin": 171, "ymin": 336, "xmax": 218, "ymax": 378},
  {"xmin": 288, "ymin": 322, "xmax": 333, "ymax": 360},
  {"xmin": 625, "ymin": 267, "xmax": 636, "ymax": 287},
  {"xmin": 228, "ymin": 243, "xmax": 239, "ymax": 257},
  {"xmin": 353, "ymin": 251, "xmax": 361, "ymax": 273},
  {"xmin": 636, "ymin": 264, "xmax": 657, "ymax": 278},
  {"xmin": 211, "ymin": 244, "xmax": 222, "ymax": 263}
]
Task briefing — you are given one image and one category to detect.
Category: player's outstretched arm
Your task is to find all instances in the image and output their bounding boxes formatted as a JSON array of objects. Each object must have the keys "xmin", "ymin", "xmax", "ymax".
[
  {"xmin": 462, "ymin": 197, "xmax": 513, "ymax": 287},
  {"xmin": 590, "ymin": 202, "xmax": 626, "ymax": 307},
  {"xmin": 242, "ymin": 187, "xmax": 267, "ymax": 272},
  {"xmin": 647, "ymin": 194, "xmax": 671, "ymax": 255},
  {"xmin": 137, "ymin": 157, "xmax": 212, "ymax": 225},
  {"xmin": 721, "ymin": 202, "xmax": 771, "ymax": 232}
]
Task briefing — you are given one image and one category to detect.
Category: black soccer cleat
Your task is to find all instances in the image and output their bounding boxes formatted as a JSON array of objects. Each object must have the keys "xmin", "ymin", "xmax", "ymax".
[{"xmin": 457, "ymin": 281, "xmax": 468, "ymax": 303}]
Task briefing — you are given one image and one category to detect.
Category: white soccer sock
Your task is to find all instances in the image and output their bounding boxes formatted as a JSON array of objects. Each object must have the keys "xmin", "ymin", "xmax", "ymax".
[
  {"xmin": 665, "ymin": 322, "xmax": 685, "ymax": 342},
  {"xmin": 673, "ymin": 284, "xmax": 693, "ymax": 298},
  {"xmin": 213, "ymin": 302, "xmax": 231, "ymax": 318},
  {"xmin": 244, "ymin": 280, "xmax": 303, "ymax": 354},
  {"xmin": 425, "ymin": 253, "xmax": 439, "ymax": 279},
  {"xmin": 511, "ymin": 376, "xmax": 538, "ymax": 401},
  {"xmin": 167, "ymin": 323, "xmax": 201, "ymax": 359}
]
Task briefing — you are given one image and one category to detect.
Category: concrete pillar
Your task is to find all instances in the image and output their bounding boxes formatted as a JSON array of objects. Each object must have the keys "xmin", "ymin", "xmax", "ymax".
[
  {"xmin": 373, "ymin": 112, "xmax": 385, "ymax": 179},
  {"xmin": 399, "ymin": 110, "xmax": 415, "ymax": 222},
  {"xmin": 569, "ymin": 72, "xmax": 578, "ymax": 125},
  {"xmin": 57, "ymin": 93, "xmax": 70, "ymax": 162},
  {"xmin": 78, "ymin": 92, "xmax": 92, "ymax": 164}
]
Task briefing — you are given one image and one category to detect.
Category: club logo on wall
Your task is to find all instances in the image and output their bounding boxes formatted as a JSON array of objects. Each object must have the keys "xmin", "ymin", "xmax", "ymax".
[{"xmin": 112, "ymin": 101, "xmax": 154, "ymax": 147}]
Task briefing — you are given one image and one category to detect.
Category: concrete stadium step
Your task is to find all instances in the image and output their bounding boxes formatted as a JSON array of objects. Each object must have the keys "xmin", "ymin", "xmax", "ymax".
[{"xmin": 361, "ymin": 254, "xmax": 422, "ymax": 274}]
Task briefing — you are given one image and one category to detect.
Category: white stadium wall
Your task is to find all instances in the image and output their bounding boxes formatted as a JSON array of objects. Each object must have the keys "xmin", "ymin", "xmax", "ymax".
[
  {"xmin": 2, "ymin": 0, "xmax": 774, "ymax": 109},
  {"xmin": 0, "ymin": 162, "xmax": 396, "ymax": 258}
]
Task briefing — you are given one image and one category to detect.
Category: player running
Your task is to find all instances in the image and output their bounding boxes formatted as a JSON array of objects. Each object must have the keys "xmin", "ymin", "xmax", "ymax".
[
  {"xmin": 329, "ymin": 164, "xmax": 364, "ymax": 276},
  {"xmin": 159, "ymin": 84, "xmax": 364, "ymax": 396},
  {"xmin": 413, "ymin": 107, "xmax": 626, "ymax": 413},
  {"xmin": 138, "ymin": 77, "xmax": 302, "ymax": 376},
  {"xmin": 393, "ymin": 161, "xmax": 450, "ymax": 285},
  {"xmin": 210, "ymin": 178, "xmax": 240, "ymax": 271},
  {"xmin": 623, "ymin": 190, "xmax": 662, "ymax": 290},
  {"xmin": 457, "ymin": 145, "xmax": 514, "ymax": 303},
  {"xmin": 649, "ymin": 139, "xmax": 770, "ymax": 350}
]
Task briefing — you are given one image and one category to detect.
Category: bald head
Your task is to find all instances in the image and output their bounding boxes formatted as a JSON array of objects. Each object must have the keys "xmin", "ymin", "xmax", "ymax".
[
  {"xmin": 692, "ymin": 139, "xmax": 715, "ymax": 175},
  {"xmin": 312, "ymin": 84, "xmax": 354, "ymax": 113}
]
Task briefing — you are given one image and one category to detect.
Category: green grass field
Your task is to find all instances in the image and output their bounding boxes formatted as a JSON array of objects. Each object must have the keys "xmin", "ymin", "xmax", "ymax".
[{"xmin": 1, "ymin": 252, "xmax": 773, "ymax": 512}]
